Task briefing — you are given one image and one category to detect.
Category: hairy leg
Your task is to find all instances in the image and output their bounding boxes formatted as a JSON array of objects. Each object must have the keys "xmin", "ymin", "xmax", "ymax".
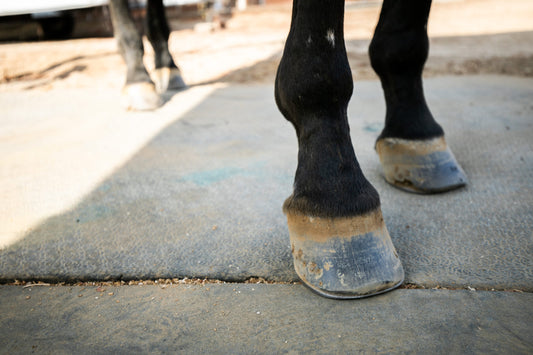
[
  {"xmin": 275, "ymin": 0, "xmax": 403, "ymax": 299},
  {"xmin": 109, "ymin": 0, "xmax": 161, "ymax": 110},
  {"xmin": 146, "ymin": 0, "xmax": 186, "ymax": 92},
  {"xmin": 370, "ymin": 0, "xmax": 467, "ymax": 193}
]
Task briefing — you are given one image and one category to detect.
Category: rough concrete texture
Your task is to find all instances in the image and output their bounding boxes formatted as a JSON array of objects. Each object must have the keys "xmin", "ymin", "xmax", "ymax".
[
  {"xmin": 1, "ymin": 285, "xmax": 531, "ymax": 353},
  {"xmin": 1, "ymin": 76, "xmax": 532, "ymax": 291}
]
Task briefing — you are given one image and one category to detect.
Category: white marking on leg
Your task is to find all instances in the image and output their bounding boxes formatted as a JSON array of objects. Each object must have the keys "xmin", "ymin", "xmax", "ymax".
[
  {"xmin": 326, "ymin": 29, "xmax": 335, "ymax": 47},
  {"xmin": 306, "ymin": 35, "xmax": 312, "ymax": 47}
]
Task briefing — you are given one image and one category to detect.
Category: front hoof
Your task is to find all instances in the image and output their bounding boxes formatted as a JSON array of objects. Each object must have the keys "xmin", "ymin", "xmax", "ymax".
[
  {"xmin": 152, "ymin": 67, "xmax": 187, "ymax": 93},
  {"xmin": 121, "ymin": 82, "xmax": 163, "ymax": 111},
  {"xmin": 286, "ymin": 209, "xmax": 404, "ymax": 299},
  {"xmin": 376, "ymin": 137, "xmax": 467, "ymax": 194}
]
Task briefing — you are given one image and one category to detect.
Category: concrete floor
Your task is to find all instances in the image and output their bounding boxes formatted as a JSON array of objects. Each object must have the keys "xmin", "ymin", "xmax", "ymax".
[{"xmin": 1, "ymin": 76, "xmax": 532, "ymax": 352}]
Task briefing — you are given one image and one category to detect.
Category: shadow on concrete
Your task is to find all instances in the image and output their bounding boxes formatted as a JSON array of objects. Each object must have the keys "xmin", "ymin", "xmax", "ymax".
[{"xmin": 0, "ymin": 84, "xmax": 297, "ymax": 283}]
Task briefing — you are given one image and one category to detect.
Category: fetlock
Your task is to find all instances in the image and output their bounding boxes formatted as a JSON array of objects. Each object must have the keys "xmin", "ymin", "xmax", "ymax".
[{"xmin": 283, "ymin": 121, "xmax": 382, "ymax": 218}]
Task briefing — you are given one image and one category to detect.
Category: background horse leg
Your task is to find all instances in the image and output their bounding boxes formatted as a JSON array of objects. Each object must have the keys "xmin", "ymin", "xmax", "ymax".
[
  {"xmin": 109, "ymin": 0, "xmax": 161, "ymax": 110},
  {"xmin": 146, "ymin": 0, "xmax": 187, "ymax": 93},
  {"xmin": 275, "ymin": 0, "xmax": 403, "ymax": 299},
  {"xmin": 370, "ymin": 0, "xmax": 467, "ymax": 193}
]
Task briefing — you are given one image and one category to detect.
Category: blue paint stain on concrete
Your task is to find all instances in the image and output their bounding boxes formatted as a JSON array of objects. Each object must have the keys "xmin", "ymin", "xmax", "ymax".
[
  {"xmin": 180, "ymin": 161, "xmax": 267, "ymax": 186},
  {"xmin": 363, "ymin": 122, "xmax": 383, "ymax": 133},
  {"xmin": 181, "ymin": 167, "xmax": 247, "ymax": 186}
]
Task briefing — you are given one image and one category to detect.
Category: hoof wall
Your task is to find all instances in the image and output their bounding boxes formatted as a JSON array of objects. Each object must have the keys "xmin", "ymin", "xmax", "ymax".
[
  {"xmin": 121, "ymin": 82, "xmax": 162, "ymax": 111},
  {"xmin": 287, "ymin": 210, "xmax": 404, "ymax": 299},
  {"xmin": 153, "ymin": 67, "xmax": 187, "ymax": 93},
  {"xmin": 376, "ymin": 137, "xmax": 467, "ymax": 194}
]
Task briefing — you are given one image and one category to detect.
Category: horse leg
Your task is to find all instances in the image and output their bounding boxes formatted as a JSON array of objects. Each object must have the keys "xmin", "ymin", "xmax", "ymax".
[
  {"xmin": 146, "ymin": 0, "xmax": 187, "ymax": 93},
  {"xmin": 108, "ymin": 0, "xmax": 162, "ymax": 110},
  {"xmin": 370, "ymin": 0, "xmax": 467, "ymax": 193},
  {"xmin": 275, "ymin": 0, "xmax": 403, "ymax": 299}
]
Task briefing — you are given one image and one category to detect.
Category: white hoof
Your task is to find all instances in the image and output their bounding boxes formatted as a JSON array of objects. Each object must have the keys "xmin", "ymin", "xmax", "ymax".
[
  {"xmin": 121, "ymin": 82, "xmax": 163, "ymax": 111},
  {"xmin": 152, "ymin": 67, "xmax": 187, "ymax": 93}
]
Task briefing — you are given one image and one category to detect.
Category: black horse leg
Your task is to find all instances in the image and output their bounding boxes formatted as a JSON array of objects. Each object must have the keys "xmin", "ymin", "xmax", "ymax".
[
  {"xmin": 370, "ymin": 0, "xmax": 467, "ymax": 193},
  {"xmin": 146, "ymin": 0, "xmax": 186, "ymax": 92},
  {"xmin": 275, "ymin": 0, "xmax": 403, "ymax": 299},
  {"xmin": 108, "ymin": 0, "xmax": 161, "ymax": 110}
]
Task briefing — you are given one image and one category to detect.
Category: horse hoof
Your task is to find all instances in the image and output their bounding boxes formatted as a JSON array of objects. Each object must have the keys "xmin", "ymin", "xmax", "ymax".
[
  {"xmin": 376, "ymin": 136, "xmax": 467, "ymax": 194},
  {"xmin": 121, "ymin": 82, "xmax": 163, "ymax": 111},
  {"xmin": 286, "ymin": 209, "xmax": 404, "ymax": 299},
  {"xmin": 152, "ymin": 67, "xmax": 187, "ymax": 93}
]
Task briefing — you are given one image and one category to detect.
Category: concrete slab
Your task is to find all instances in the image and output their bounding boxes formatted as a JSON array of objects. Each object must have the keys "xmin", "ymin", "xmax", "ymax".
[
  {"xmin": 1, "ymin": 285, "xmax": 531, "ymax": 353},
  {"xmin": 0, "ymin": 76, "xmax": 532, "ymax": 290}
]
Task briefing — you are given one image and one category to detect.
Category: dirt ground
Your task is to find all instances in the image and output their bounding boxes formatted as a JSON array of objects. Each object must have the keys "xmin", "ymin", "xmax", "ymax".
[{"xmin": 1, "ymin": 0, "xmax": 532, "ymax": 93}]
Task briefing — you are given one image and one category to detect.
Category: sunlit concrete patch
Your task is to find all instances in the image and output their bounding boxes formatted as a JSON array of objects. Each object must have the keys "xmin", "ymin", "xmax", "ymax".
[{"xmin": 0, "ymin": 83, "xmax": 220, "ymax": 248}]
